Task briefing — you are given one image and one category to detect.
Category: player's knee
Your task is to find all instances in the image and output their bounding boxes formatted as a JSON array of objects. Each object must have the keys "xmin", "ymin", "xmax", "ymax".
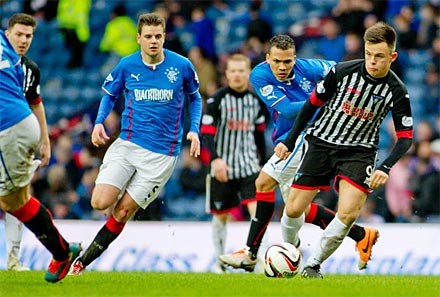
[
  {"xmin": 255, "ymin": 175, "xmax": 274, "ymax": 192},
  {"xmin": 284, "ymin": 204, "xmax": 303, "ymax": 218},
  {"xmin": 90, "ymin": 197, "xmax": 108, "ymax": 210},
  {"xmin": 336, "ymin": 211, "xmax": 357, "ymax": 226}
]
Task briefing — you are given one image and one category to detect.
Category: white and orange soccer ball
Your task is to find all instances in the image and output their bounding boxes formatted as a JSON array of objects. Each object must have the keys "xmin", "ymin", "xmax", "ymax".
[{"xmin": 264, "ymin": 242, "xmax": 302, "ymax": 278}]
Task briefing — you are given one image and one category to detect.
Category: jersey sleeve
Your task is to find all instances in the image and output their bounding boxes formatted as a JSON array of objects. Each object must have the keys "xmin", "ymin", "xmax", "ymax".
[
  {"xmin": 314, "ymin": 64, "xmax": 338, "ymax": 103},
  {"xmin": 184, "ymin": 59, "xmax": 200, "ymax": 94},
  {"xmin": 250, "ymin": 70, "xmax": 303, "ymax": 118},
  {"xmin": 25, "ymin": 61, "xmax": 41, "ymax": 105},
  {"xmin": 391, "ymin": 87, "xmax": 413, "ymax": 138},
  {"xmin": 102, "ymin": 61, "xmax": 125, "ymax": 96}
]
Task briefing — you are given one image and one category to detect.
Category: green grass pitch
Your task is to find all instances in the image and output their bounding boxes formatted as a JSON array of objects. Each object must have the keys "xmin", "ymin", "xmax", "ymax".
[{"xmin": 1, "ymin": 271, "xmax": 439, "ymax": 297}]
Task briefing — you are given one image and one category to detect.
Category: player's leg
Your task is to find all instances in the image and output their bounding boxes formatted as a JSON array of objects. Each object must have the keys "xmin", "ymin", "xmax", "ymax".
[
  {"xmin": 71, "ymin": 143, "xmax": 177, "ymax": 274},
  {"xmin": 218, "ymin": 171, "xmax": 277, "ymax": 272},
  {"xmin": 241, "ymin": 174, "xmax": 268, "ymax": 273},
  {"xmin": 0, "ymin": 116, "xmax": 80, "ymax": 282},
  {"xmin": 72, "ymin": 189, "xmax": 138, "ymax": 274},
  {"xmin": 212, "ymin": 213, "xmax": 228, "ymax": 272},
  {"xmin": 5, "ymin": 212, "xmax": 29, "ymax": 271},
  {"xmin": 304, "ymin": 201, "xmax": 379, "ymax": 270},
  {"xmin": 303, "ymin": 180, "xmax": 367, "ymax": 278},
  {"xmin": 207, "ymin": 175, "xmax": 236, "ymax": 273},
  {"xmin": 70, "ymin": 139, "xmax": 139, "ymax": 274},
  {"xmin": 4, "ymin": 187, "xmax": 81, "ymax": 282}
]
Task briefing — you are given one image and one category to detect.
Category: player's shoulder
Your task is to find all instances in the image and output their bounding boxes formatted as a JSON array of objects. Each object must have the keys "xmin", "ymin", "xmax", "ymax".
[
  {"xmin": 388, "ymin": 69, "xmax": 408, "ymax": 94},
  {"xmin": 164, "ymin": 49, "xmax": 191, "ymax": 64},
  {"xmin": 334, "ymin": 59, "xmax": 363, "ymax": 72},
  {"xmin": 250, "ymin": 61, "xmax": 271, "ymax": 80},
  {"xmin": 210, "ymin": 86, "xmax": 230, "ymax": 101},
  {"xmin": 295, "ymin": 58, "xmax": 335, "ymax": 68},
  {"xmin": 22, "ymin": 55, "xmax": 39, "ymax": 70}
]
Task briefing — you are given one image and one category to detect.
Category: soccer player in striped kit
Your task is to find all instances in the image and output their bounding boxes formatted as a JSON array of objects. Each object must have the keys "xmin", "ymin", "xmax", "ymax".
[
  {"xmin": 201, "ymin": 54, "xmax": 267, "ymax": 273},
  {"xmin": 0, "ymin": 25, "xmax": 81, "ymax": 283},
  {"xmin": 3, "ymin": 13, "xmax": 52, "ymax": 272},
  {"xmin": 275, "ymin": 22, "xmax": 413, "ymax": 278},
  {"xmin": 220, "ymin": 34, "xmax": 379, "ymax": 272},
  {"xmin": 70, "ymin": 13, "xmax": 202, "ymax": 274}
]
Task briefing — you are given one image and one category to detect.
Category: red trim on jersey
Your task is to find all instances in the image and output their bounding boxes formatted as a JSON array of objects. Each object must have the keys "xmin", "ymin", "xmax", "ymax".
[
  {"xmin": 126, "ymin": 98, "xmax": 134, "ymax": 141},
  {"xmin": 199, "ymin": 146, "xmax": 211, "ymax": 166},
  {"xmin": 169, "ymin": 97, "xmax": 182, "ymax": 156},
  {"xmin": 200, "ymin": 125, "xmax": 216, "ymax": 135},
  {"xmin": 256, "ymin": 122, "xmax": 266, "ymax": 132},
  {"xmin": 334, "ymin": 174, "xmax": 372, "ymax": 194},
  {"xmin": 309, "ymin": 90, "xmax": 325, "ymax": 107},
  {"xmin": 396, "ymin": 130, "xmax": 413, "ymax": 139},
  {"xmin": 305, "ymin": 202, "xmax": 318, "ymax": 223},
  {"xmin": 27, "ymin": 96, "xmax": 42, "ymax": 105},
  {"xmin": 105, "ymin": 214, "xmax": 126, "ymax": 234},
  {"xmin": 292, "ymin": 184, "xmax": 331, "ymax": 191},
  {"xmin": 256, "ymin": 191, "xmax": 275, "ymax": 202},
  {"xmin": 11, "ymin": 196, "xmax": 40, "ymax": 222}
]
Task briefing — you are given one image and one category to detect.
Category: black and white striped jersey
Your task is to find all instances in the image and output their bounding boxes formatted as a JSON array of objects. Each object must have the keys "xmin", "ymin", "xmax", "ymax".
[
  {"xmin": 21, "ymin": 55, "xmax": 41, "ymax": 104},
  {"xmin": 201, "ymin": 87, "xmax": 266, "ymax": 179},
  {"xmin": 308, "ymin": 59, "xmax": 413, "ymax": 149}
]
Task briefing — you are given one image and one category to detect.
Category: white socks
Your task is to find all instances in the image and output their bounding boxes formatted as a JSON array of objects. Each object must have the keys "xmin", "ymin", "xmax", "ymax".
[
  {"xmin": 306, "ymin": 214, "xmax": 352, "ymax": 267},
  {"xmin": 212, "ymin": 216, "xmax": 227, "ymax": 257},
  {"xmin": 281, "ymin": 208, "xmax": 304, "ymax": 247},
  {"xmin": 5, "ymin": 213, "xmax": 24, "ymax": 262}
]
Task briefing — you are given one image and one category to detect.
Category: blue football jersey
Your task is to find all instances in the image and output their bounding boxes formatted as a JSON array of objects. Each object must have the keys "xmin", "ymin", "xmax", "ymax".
[
  {"xmin": 250, "ymin": 58, "xmax": 335, "ymax": 144},
  {"xmin": 0, "ymin": 29, "xmax": 31, "ymax": 131},
  {"xmin": 98, "ymin": 49, "xmax": 202, "ymax": 156}
]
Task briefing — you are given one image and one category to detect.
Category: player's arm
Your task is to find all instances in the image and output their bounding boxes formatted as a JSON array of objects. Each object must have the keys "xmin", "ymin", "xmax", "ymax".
[
  {"xmin": 274, "ymin": 89, "xmax": 324, "ymax": 160},
  {"xmin": 92, "ymin": 92, "xmax": 118, "ymax": 147},
  {"xmin": 186, "ymin": 91, "xmax": 202, "ymax": 157},
  {"xmin": 251, "ymin": 74, "xmax": 303, "ymax": 118},
  {"xmin": 29, "ymin": 102, "xmax": 51, "ymax": 167},
  {"xmin": 201, "ymin": 96, "xmax": 229, "ymax": 182},
  {"xmin": 370, "ymin": 91, "xmax": 413, "ymax": 189}
]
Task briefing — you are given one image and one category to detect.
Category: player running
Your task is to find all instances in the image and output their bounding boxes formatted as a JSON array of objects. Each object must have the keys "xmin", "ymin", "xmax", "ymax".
[
  {"xmin": 69, "ymin": 13, "xmax": 202, "ymax": 275},
  {"xmin": 219, "ymin": 35, "xmax": 379, "ymax": 273}
]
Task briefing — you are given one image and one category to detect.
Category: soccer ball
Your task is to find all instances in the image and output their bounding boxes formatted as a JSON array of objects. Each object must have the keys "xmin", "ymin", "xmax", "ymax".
[{"xmin": 264, "ymin": 242, "xmax": 302, "ymax": 278}]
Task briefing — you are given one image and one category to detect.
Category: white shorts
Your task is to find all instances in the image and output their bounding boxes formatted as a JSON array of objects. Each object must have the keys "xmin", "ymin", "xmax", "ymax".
[
  {"xmin": 0, "ymin": 115, "xmax": 41, "ymax": 196},
  {"xmin": 262, "ymin": 134, "xmax": 305, "ymax": 202},
  {"xmin": 95, "ymin": 138, "xmax": 178, "ymax": 209}
]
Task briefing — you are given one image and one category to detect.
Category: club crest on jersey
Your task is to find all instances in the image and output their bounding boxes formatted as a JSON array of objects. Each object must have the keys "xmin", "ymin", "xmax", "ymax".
[
  {"xmin": 299, "ymin": 77, "xmax": 313, "ymax": 93},
  {"xmin": 104, "ymin": 73, "xmax": 114, "ymax": 83},
  {"xmin": 402, "ymin": 116, "xmax": 413, "ymax": 127},
  {"xmin": 165, "ymin": 67, "xmax": 180, "ymax": 83},
  {"xmin": 260, "ymin": 85, "xmax": 274, "ymax": 97},
  {"xmin": 372, "ymin": 94, "xmax": 384, "ymax": 102}
]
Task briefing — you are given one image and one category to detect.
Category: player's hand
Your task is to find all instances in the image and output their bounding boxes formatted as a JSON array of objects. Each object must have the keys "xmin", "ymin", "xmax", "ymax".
[
  {"xmin": 369, "ymin": 170, "xmax": 389, "ymax": 189},
  {"xmin": 274, "ymin": 142, "xmax": 291, "ymax": 160},
  {"xmin": 91, "ymin": 124, "xmax": 110, "ymax": 147},
  {"xmin": 211, "ymin": 158, "xmax": 229, "ymax": 183},
  {"xmin": 39, "ymin": 141, "xmax": 51, "ymax": 167},
  {"xmin": 186, "ymin": 131, "xmax": 200, "ymax": 158}
]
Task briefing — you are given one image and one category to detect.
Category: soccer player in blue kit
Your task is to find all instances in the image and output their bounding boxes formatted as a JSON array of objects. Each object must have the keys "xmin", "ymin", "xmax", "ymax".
[
  {"xmin": 4, "ymin": 12, "xmax": 52, "ymax": 272},
  {"xmin": 70, "ymin": 13, "xmax": 202, "ymax": 274},
  {"xmin": 0, "ymin": 29, "xmax": 81, "ymax": 283},
  {"xmin": 220, "ymin": 35, "xmax": 379, "ymax": 272}
]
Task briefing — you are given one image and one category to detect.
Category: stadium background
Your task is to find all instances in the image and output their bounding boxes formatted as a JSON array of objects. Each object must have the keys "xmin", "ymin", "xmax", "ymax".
[{"xmin": 0, "ymin": 0, "xmax": 439, "ymax": 273}]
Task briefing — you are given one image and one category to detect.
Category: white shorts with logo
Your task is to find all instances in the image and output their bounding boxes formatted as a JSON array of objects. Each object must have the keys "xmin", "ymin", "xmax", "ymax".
[
  {"xmin": 95, "ymin": 138, "xmax": 178, "ymax": 209},
  {"xmin": 0, "ymin": 114, "xmax": 41, "ymax": 196},
  {"xmin": 262, "ymin": 134, "xmax": 305, "ymax": 202}
]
